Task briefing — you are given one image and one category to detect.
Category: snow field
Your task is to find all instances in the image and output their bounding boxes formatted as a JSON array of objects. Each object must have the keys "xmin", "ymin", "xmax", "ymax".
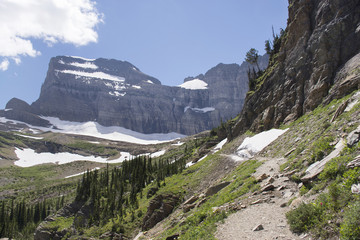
[
  {"xmin": 178, "ymin": 79, "xmax": 208, "ymax": 90},
  {"xmin": 14, "ymin": 148, "xmax": 167, "ymax": 168},
  {"xmin": 236, "ymin": 128, "xmax": 288, "ymax": 160}
]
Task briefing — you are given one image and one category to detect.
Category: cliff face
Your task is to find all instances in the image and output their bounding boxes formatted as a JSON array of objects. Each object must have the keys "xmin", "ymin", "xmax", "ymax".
[
  {"xmin": 2, "ymin": 55, "xmax": 268, "ymax": 135},
  {"xmin": 233, "ymin": 0, "xmax": 360, "ymax": 135}
]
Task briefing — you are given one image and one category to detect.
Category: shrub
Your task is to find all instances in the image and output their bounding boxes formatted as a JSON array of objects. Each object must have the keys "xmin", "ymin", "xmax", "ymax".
[
  {"xmin": 319, "ymin": 156, "xmax": 350, "ymax": 181},
  {"xmin": 310, "ymin": 136, "xmax": 334, "ymax": 164},
  {"xmin": 340, "ymin": 201, "xmax": 360, "ymax": 240},
  {"xmin": 286, "ymin": 202, "xmax": 323, "ymax": 233}
]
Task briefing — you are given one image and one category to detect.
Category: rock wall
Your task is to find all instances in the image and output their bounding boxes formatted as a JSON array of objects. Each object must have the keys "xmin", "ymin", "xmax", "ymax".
[
  {"xmin": 233, "ymin": 0, "xmax": 360, "ymax": 135},
  {"xmin": 2, "ymin": 55, "xmax": 268, "ymax": 135}
]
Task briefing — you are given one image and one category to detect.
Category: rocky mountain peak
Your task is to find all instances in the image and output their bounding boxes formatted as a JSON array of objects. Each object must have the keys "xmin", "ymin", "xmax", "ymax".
[{"xmin": 2, "ymin": 55, "xmax": 268, "ymax": 135}]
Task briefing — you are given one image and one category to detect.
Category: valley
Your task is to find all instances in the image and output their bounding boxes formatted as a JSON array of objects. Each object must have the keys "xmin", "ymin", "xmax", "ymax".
[{"xmin": 0, "ymin": 0, "xmax": 360, "ymax": 239}]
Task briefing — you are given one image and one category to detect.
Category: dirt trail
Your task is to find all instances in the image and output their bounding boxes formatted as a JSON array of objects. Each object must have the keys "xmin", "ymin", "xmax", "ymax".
[{"xmin": 215, "ymin": 157, "xmax": 311, "ymax": 240}]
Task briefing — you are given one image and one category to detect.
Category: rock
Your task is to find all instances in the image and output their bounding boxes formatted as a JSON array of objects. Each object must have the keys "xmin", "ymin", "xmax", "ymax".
[
  {"xmin": 166, "ymin": 234, "xmax": 179, "ymax": 240},
  {"xmin": 280, "ymin": 202, "xmax": 287, "ymax": 208},
  {"xmin": 4, "ymin": 55, "xmax": 268, "ymax": 136},
  {"xmin": 195, "ymin": 198, "xmax": 207, "ymax": 207},
  {"xmin": 252, "ymin": 224, "xmax": 264, "ymax": 231},
  {"xmin": 142, "ymin": 194, "xmax": 180, "ymax": 231},
  {"xmin": 183, "ymin": 203, "xmax": 196, "ymax": 213},
  {"xmin": 284, "ymin": 170, "xmax": 296, "ymax": 177},
  {"xmin": 205, "ymin": 182, "xmax": 230, "ymax": 197},
  {"xmin": 284, "ymin": 148, "xmax": 296, "ymax": 157},
  {"xmin": 183, "ymin": 195, "xmax": 199, "ymax": 205},
  {"xmin": 302, "ymin": 139, "xmax": 345, "ymax": 182},
  {"xmin": 347, "ymin": 155, "xmax": 360, "ymax": 168},
  {"xmin": 0, "ymin": 98, "xmax": 51, "ymax": 127},
  {"xmin": 256, "ymin": 173, "xmax": 269, "ymax": 182},
  {"xmin": 212, "ymin": 207, "xmax": 220, "ymax": 213},
  {"xmin": 251, "ymin": 199, "xmax": 263, "ymax": 205},
  {"xmin": 266, "ymin": 177, "xmax": 275, "ymax": 184},
  {"xmin": 331, "ymin": 100, "xmax": 349, "ymax": 122},
  {"xmin": 347, "ymin": 126, "xmax": 360, "ymax": 147},
  {"xmin": 100, "ymin": 232, "xmax": 125, "ymax": 240},
  {"xmin": 351, "ymin": 184, "xmax": 360, "ymax": 194},
  {"xmin": 261, "ymin": 184, "xmax": 275, "ymax": 192},
  {"xmin": 283, "ymin": 191, "xmax": 294, "ymax": 199}
]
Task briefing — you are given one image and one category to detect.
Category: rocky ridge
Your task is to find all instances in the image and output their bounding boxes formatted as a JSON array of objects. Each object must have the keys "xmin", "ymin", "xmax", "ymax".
[
  {"xmin": 233, "ymin": 0, "xmax": 360, "ymax": 136},
  {"xmin": 1, "ymin": 55, "xmax": 268, "ymax": 135}
]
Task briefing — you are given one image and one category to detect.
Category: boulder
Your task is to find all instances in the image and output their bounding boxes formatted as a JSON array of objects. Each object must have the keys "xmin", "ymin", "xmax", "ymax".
[
  {"xmin": 261, "ymin": 184, "xmax": 275, "ymax": 192},
  {"xmin": 347, "ymin": 126, "xmax": 360, "ymax": 147},
  {"xmin": 252, "ymin": 224, "xmax": 264, "ymax": 231},
  {"xmin": 205, "ymin": 182, "xmax": 230, "ymax": 197},
  {"xmin": 347, "ymin": 155, "xmax": 360, "ymax": 169},
  {"xmin": 183, "ymin": 195, "xmax": 199, "ymax": 205}
]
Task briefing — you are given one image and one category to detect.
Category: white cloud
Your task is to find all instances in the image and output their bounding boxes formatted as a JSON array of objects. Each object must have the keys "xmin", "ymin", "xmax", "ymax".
[
  {"xmin": 0, "ymin": 59, "xmax": 9, "ymax": 71},
  {"xmin": 0, "ymin": 0, "xmax": 103, "ymax": 69}
]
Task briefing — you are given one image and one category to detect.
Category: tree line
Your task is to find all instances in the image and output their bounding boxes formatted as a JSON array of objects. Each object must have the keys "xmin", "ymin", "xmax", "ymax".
[
  {"xmin": 0, "ymin": 196, "xmax": 65, "ymax": 238},
  {"xmin": 74, "ymin": 154, "xmax": 187, "ymax": 228}
]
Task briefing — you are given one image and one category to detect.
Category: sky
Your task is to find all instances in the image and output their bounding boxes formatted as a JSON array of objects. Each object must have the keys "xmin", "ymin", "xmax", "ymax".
[{"xmin": 0, "ymin": 0, "xmax": 288, "ymax": 109}]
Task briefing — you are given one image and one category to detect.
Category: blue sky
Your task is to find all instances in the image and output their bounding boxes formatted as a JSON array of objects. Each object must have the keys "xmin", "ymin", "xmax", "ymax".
[{"xmin": 0, "ymin": 0, "xmax": 288, "ymax": 109}]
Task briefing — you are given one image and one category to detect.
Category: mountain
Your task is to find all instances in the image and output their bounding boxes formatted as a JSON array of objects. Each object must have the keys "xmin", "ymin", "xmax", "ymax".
[
  {"xmin": 232, "ymin": 0, "xmax": 360, "ymax": 136},
  {"xmin": 0, "ymin": 55, "xmax": 268, "ymax": 135},
  {"xmin": 1, "ymin": 0, "xmax": 360, "ymax": 239}
]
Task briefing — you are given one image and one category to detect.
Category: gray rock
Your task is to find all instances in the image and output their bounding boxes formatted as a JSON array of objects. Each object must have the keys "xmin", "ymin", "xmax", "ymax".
[
  {"xmin": 142, "ymin": 194, "xmax": 180, "ymax": 231},
  {"xmin": 261, "ymin": 184, "xmax": 275, "ymax": 192},
  {"xmin": 252, "ymin": 224, "xmax": 264, "ymax": 231},
  {"xmin": 205, "ymin": 182, "xmax": 230, "ymax": 197},
  {"xmin": 5, "ymin": 55, "xmax": 268, "ymax": 135},
  {"xmin": 347, "ymin": 155, "xmax": 360, "ymax": 168},
  {"xmin": 347, "ymin": 126, "xmax": 360, "ymax": 147}
]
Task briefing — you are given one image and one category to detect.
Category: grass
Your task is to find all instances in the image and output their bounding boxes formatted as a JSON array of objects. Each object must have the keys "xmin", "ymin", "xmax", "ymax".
[
  {"xmin": 43, "ymin": 217, "xmax": 75, "ymax": 232},
  {"xmin": 282, "ymin": 91, "xmax": 360, "ymax": 239},
  {"xmin": 153, "ymin": 159, "xmax": 261, "ymax": 240}
]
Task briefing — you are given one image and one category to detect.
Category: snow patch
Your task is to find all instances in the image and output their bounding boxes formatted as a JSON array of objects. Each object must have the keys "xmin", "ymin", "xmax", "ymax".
[
  {"xmin": 109, "ymin": 91, "xmax": 126, "ymax": 97},
  {"xmin": 186, "ymin": 154, "xmax": 208, "ymax": 168},
  {"xmin": 65, "ymin": 167, "xmax": 100, "ymax": 179},
  {"xmin": 213, "ymin": 138, "xmax": 227, "ymax": 153},
  {"xmin": 68, "ymin": 62, "xmax": 98, "ymax": 69},
  {"xmin": 132, "ymin": 85, "xmax": 141, "ymax": 89},
  {"xmin": 1, "ymin": 116, "xmax": 185, "ymax": 145},
  {"xmin": 178, "ymin": 79, "xmax": 208, "ymax": 90},
  {"xmin": 146, "ymin": 80, "xmax": 154, "ymax": 84},
  {"xmin": 14, "ymin": 147, "xmax": 142, "ymax": 167},
  {"xmin": 41, "ymin": 117, "xmax": 185, "ymax": 145},
  {"xmin": 15, "ymin": 133, "xmax": 43, "ymax": 140},
  {"xmin": 69, "ymin": 56, "xmax": 95, "ymax": 61},
  {"xmin": 140, "ymin": 150, "xmax": 166, "ymax": 158},
  {"xmin": 59, "ymin": 70, "xmax": 125, "ymax": 82},
  {"xmin": 172, "ymin": 141, "xmax": 184, "ymax": 146},
  {"xmin": 236, "ymin": 129, "xmax": 288, "ymax": 161},
  {"xmin": 14, "ymin": 148, "xmax": 108, "ymax": 167},
  {"xmin": 184, "ymin": 106, "xmax": 215, "ymax": 113}
]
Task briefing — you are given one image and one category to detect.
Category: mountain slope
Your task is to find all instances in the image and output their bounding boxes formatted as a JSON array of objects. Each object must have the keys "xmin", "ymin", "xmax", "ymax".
[{"xmin": 1, "ymin": 55, "xmax": 268, "ymax": 135}]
